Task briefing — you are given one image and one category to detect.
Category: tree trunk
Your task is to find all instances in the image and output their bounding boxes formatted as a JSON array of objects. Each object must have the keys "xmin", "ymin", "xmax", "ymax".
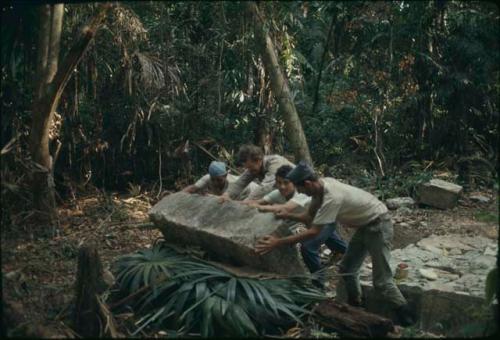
[
  {"xmin": 74, "ymin": 244, "xmax": 105, "ymax": 337},
  {"xmin": 311, "ymin": 12, "xmax": 337, "ymax": 116},
  {"xmin": 29, "ymin": 4, "xmax": 112, "ymax": 223},
  {"xmin": 247, "ymin": 2, "xmax": 312, "ymax": 164}
]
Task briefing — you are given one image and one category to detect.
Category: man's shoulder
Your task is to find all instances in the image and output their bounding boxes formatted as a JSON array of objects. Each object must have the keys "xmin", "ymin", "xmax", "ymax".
[
  {"xmin": 226, "ymin": 173, "xmax": 239, "ymax": 182},
  {"xmin": 265, "ymin": 154, "xmax": 295, "ymax": 166}
]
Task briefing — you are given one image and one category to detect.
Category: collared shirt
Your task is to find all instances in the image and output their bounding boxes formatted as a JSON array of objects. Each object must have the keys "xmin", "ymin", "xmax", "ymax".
[
  {"xmin": 312, "ymin": 178, "xmax": 388, "ymax": 227},
  {"xmin": 227, "ymin": 155, "xmax": 295, "ymax": 200}
]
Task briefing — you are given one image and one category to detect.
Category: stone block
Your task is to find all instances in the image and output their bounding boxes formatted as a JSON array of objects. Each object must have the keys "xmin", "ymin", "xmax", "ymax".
[
  {"xmin": 337, "ymin": 235, "xmax": 497, "ymax": 336},
  {"xmin": 149, "ymin": 192, "xmax": 306, "ymax": 275},
  {"xmin": 385, "ymin": 197, "xmax": 415, "ymax": 210},
  {"xmin": 417, "ymin": 179, "xmax": 463, "ymax": 209}
]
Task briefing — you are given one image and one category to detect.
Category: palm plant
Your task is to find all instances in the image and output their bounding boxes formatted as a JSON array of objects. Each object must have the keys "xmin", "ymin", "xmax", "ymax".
[{"xmin": 113, "ymin": 241, "xmax": 326, "ymax": 337}]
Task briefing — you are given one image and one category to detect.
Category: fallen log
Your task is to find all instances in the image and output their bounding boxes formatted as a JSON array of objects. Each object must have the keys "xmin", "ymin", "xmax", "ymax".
[{"xmin": 314, "ymin": 299, "xmax": 394, "ymax": 337}]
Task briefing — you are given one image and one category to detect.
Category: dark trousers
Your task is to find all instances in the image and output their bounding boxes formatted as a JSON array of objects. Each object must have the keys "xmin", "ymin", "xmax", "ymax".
[{"xmin": 300, "ymin": 223, "xmax": 348, "ymax": 284}]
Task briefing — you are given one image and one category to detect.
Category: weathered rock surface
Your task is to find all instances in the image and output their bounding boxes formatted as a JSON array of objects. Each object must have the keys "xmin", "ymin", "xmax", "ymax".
[
  {"xmin": 469, "ymin": 194, "xmax": 491, "ymax": 204},
  {"xmin": 337, "ymin": 234, "xmax": 497, "ymax": 336},
  {"xmin": 417, "ymin": 179, "xmax": 463, "ymax": 209},
  {"xmin": 385, "ymin": 197, "xmax": 415, "ymax": 210},
  {"xmin": 149, "ymin": 192, "xmax": 306, "ymax": 275}
]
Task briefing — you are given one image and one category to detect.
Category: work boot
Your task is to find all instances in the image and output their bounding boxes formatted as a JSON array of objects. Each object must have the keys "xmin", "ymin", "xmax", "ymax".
[{"xmin": 394, "ymin": 304, "xmax": 416, "ymax": 327}]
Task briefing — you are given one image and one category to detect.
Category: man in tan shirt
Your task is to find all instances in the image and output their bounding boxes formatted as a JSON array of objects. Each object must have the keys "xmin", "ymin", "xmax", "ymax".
[
  {"xmin": 255, "ymin": 161, "xmax": 415, "ymax": 326},
  {"xmin": 219, "ymin": 144, "xmax": 294, "ymax": 202},
  {"xmin": 244, "ymin": 164, "xmax": 348, "ymax": 288}
]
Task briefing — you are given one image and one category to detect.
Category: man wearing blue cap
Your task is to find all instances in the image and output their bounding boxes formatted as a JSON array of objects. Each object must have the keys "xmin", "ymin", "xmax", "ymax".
[
  {"xmin": 255, "ymin": 160, "xmax": 415, "ymax": 326},
  {"xmin": 184, "ymin": 161, "xmax": 254, "ymax": 198}
]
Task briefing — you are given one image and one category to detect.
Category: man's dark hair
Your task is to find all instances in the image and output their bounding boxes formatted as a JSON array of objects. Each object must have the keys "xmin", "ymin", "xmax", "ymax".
[
  {"xmin": 286, "ymin": 160, "xmax": 319, "ymax": 185},
  {"xmin": 237, "ymin": 144, "xmax": 264, "ymax": 163},
  {"xmin": 275, "ymin": 165, "xmax": 293, "ymax": 179}
]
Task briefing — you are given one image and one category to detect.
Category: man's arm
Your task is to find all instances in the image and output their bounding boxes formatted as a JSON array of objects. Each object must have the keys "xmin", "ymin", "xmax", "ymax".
[
  {"xmin": 241, "ymin": 198, "xmax": 268, "ymax": 208},
  {"xmin": 274, "ymin": 209, "xmax": 313, "ymax": 224},
  {"xmin": 185, "ymin": 174, "xmax": 210, "ymax": 195},
  {"xmin": 257, "ymin": 200, "xmax": 299, "ymax": 213},
  {"xmin": 255, "ymin": 225, "xmax": 322, "ymax": 255},
  {"xmin": 182, "ymin": 185, "xmax": 200, "ymax": 194},
  {"xmin": 225, "ymin": 169, "xmax": 255, "ymax": 200}
]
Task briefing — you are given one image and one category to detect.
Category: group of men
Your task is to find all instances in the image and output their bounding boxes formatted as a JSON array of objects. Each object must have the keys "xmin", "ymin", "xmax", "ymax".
[{"xmin": 182, "ymin": 144, "xmax": 414, "ymax": 326}]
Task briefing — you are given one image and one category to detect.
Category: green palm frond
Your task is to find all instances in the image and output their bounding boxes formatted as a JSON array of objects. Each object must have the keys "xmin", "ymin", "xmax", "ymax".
[{"xmin": 113, "ymin": 241, "xmax": 327, "ymax": 337}]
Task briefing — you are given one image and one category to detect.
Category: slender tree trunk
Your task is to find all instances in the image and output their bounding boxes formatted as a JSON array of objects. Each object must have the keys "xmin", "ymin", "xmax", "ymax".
[
  {"xmin": 247, "ymin": 1, "xmax": 312, "ymax": 164},
  {"xmin": 29, "ymin": 4, "xmax": 112, "ymax": 223},
  {"xmin": 311, "ymin": 12, "xmax": 337, "ymax": 116}
]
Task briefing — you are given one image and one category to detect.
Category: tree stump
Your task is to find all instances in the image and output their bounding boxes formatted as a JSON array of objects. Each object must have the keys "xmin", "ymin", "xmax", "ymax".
[
  {"xmin": 314, "ymin": 299, "xmax": 394, "ymax": 337},
  {"xmin": 74, "ymin": 244, "xmax": 105, "ymax": 337}
]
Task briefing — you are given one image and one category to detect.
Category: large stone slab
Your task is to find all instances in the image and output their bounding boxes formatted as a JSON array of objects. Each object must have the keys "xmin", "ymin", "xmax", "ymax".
[
  {"xmin": 149, "ymin": 192, "xmax": 306, "ymax": 276},
  {"xmin": 417, "ymin": 179, "xmax": 463, "ymax": 209},
  {"xmin": 336, "ymin": 234, "xmax": 498, "ymax": 336}
]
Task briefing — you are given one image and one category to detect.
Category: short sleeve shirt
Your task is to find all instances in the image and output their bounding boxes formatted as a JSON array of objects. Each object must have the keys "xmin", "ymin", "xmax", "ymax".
[
  {"xmin": 263, "ymin": 190, "xmax": 311, "ymax": 211},
  {"xmin": 312, "ymin": 178, "xmax": 387, "ymax": 227},
  {"xmin": 194, "ymin": 173, "xmax": 238, "ymax": 196},
  {"xmin": 227, "ymin": 155, "xmax": 295, "ymax": 200}
]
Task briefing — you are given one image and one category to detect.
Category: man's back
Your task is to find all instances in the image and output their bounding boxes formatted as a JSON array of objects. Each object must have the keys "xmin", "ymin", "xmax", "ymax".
[{"xmin": 313, "ymin": 178, "xmax": 387, "ymax": 227}]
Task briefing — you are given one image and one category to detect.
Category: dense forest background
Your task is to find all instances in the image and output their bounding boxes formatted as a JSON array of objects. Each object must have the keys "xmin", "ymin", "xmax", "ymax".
[{"xmin": 1, "ymin": 1, "xmax": 498, "ymax": 230}]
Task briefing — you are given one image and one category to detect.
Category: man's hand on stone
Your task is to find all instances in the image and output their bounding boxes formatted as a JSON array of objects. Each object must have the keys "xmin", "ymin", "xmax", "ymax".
[
  {"xmin": 274, "ymin": 209, "xmax": 289, "ymax": 219},
  {"xmin": 241, "ymin": 200, "xmax": 259, "ymax": 208},
  {"xmin": 255, "ymin": 235, "xmax": 281, "ymax": 255},
  {"xmin": 218, "ymin": 194, "xmax": 231, "ymax": 204}
]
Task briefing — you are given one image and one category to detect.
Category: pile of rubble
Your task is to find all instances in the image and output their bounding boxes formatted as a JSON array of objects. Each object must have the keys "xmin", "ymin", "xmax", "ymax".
[{"xmin": 338, "ymin": 234, "xmax": 497, "ymax": 336}]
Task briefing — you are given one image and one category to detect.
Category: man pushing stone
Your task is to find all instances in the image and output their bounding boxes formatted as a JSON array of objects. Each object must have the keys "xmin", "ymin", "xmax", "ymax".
[
  {"xmin": 219, "ymin": 144, "xmax": 294, "ymax": 202},
  {"xmin": 183, "ymin": 160, "xmax": 255, "ymax": 199},
  {"xmin": 255, "ymin": 161, "xmax": 415, "ymax": 326},
  {"xmin": 243, "ymin": 164, "xmax": 348, "ymax": 288}
]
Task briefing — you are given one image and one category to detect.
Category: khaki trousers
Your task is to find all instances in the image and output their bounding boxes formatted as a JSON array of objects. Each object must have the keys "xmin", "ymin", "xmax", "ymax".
[{"xmin": 338, "ymin": 215, "xmax": 407, "ymax": 308}]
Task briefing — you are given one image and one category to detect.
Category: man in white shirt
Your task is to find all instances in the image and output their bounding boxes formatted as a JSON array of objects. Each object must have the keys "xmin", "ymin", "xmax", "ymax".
[
  {"xmin": 183, "ymin": 161, "xmax": 255, "ymax": 199},
  {"xmin": 243, "ymin": 165, "xmax": 348, "ymax": 288},
  {"xmin": 255, "ymin": 161, "xmax": 414, "ymax": 326}
]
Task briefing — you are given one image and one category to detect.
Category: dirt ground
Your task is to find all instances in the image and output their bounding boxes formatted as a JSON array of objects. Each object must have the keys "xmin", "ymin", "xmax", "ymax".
[{"xmin": 1, "ymin": 187, "xmax": 498, "ymax": 337}]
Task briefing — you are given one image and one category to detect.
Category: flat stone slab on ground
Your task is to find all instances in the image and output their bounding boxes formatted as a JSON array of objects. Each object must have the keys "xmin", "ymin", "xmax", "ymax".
[
  {"xmin": 336, "ymin": 234, "xmax": 497, "ymax": 336},
  {"xmin": 149, "ymin": 192, "xmax": 306, "ymax": 276},
  {"xmin": 417, "ymin": 179, "xmax": 463, "ymax": 209}
]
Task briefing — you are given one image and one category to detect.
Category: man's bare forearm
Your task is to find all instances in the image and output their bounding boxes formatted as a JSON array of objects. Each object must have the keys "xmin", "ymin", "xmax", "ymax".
[
  {"xmin": 277, "ymin": 226, "xmax": 320, "ymax": 246},
  {"xmin": 281, "ymin": 211, "xmax": 312, "ymax": 224}
]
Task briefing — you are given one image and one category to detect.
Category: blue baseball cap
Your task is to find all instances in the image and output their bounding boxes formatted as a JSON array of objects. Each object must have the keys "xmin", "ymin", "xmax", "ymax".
[{"xmin": 208, "ymin": 161, "xmax": 227, "ymax": 177}]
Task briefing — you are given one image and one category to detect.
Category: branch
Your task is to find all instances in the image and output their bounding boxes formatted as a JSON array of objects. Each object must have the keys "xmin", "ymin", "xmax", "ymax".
[{"xmin": 47, "ymin": 3, "xmax": 113, "ymax": 107}]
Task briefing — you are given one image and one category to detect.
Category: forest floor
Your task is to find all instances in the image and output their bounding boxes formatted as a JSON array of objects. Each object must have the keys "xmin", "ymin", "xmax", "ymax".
[{"xmin": 1, "ymin": 185, "xmax": 498, "ymax": 337}]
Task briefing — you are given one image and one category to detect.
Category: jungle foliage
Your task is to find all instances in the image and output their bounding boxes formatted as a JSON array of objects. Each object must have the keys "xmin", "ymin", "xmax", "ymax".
[{"xmin": 1, "ymin": 1, "xmax": 498, "ymax": 218}]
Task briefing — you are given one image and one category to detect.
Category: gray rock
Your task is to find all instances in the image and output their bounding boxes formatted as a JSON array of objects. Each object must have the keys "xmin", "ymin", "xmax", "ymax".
[
  {"xmin": 398, "ymin": 207, "xmax": 413, "ymax": 214},
  {"xmin": 419, "ymin": 268, "xmax": 438, "ymax": 280},
  {"xmin": 470, "ymin": 194, "xmax": 491, "ymax": 204},
  {"xmin": 385, "ymin": 197, "xmax": 416, "ymax": 210},
  {"xmin": 417, "ymin": 179, "xmax": 463, "ymax": 209},
  {"xmin": 149, "ymin": 192, "xmax": 306, "ymax": 275}
]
